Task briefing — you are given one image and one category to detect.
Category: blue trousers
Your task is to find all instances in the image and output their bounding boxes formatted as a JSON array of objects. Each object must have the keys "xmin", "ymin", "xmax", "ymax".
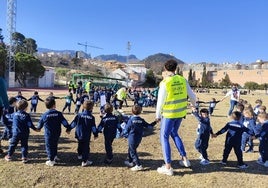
[
  {"xmin": 104, "ymin": 134, "xmax": 115, "ymax": 160},
  {"xmin": 241, "ymin": 132, "xmax": 253, "ymax": 151},
  {"xmin": 45, "ymin": 136, "xmax": 59, "ymax": 161},
  {"xmin": 160, "ymin": 118, "xmax": 186, "ymax": 164},
  {"xmin": 228, "ymin": 100, "xmax": 238, "ymax": 116},
  {"xmin": 8, "ymin": 133, "xmax": 29, "ymax": 158},
  {"xmin": 222, "ymin": 140, "xmax": 244, "ymax": 165},
  {"xmin": 195, "ymin": 134, "xmax": 209, "ymax": 160},
  {"xmin": 77, "ymin": 139, "xmax": 90, "ymax": 162},
  {"xmin": 259, "ymin": 138, "xmax": 268, "ymax": 162},
  {"xmin": 128, "ymin": 136, "xmax": 142, "ymax": 166},
  {"xmin": 30, "ymin": 104, "xmax": 38, "ymax": 113}
]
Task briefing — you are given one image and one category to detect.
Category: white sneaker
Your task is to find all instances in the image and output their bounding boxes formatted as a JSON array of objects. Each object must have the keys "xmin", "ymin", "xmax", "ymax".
[
  {"xmin": 264, "ymin": 161, "xmax": 268, "ymax": 167},
  {"xmin": 77, "ymin": 155, "xmax": 82, "ymax": 160},
  {"xmin": 157, "ymin": 165, "xmax": 174, "ymax": 176},
  {"xmin": 200, "ymin": 159, "xmax": 210, "ymax": 165},
  {"xmin": 81, "ymin": 160, "xmax": 93, "ymax": 167},
  {"xmin": 199, "ymin": 155, "xmax": 204, "ymax": 160},
  {"xmin": 130, "ymin": 165, "xmax": 143, "ymax": 171},
  {"xmin": 124, "ymin": 160, "xmax": 134, "ymax": 167},
  {"xmin": 46, "ymin": 160, "xmax": 56, "ymax": 166},
  {"xmin": 179, "ymin": 159, "xmax": 191, "ymax": 167}
]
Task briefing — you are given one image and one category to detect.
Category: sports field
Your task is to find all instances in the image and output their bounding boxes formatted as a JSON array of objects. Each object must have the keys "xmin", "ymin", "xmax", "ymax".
[{"xmin": 0, "ymin": 88, "xmax": 267, "ymax": 188}]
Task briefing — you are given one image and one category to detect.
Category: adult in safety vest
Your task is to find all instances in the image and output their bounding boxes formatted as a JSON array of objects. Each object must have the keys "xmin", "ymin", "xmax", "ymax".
[
  {"xmin": 116, "ymin": 87, "xmax": 127, "ymax": 109},
  {"xmin": 155, "ymin": 59, "xmax": 196, "ymax": 176}
]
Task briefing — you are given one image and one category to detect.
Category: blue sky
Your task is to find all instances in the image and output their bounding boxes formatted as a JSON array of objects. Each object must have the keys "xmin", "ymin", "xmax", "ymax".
[{"xmin": 0, "ymin": 0, "xmax": 267, "ymax": 63}]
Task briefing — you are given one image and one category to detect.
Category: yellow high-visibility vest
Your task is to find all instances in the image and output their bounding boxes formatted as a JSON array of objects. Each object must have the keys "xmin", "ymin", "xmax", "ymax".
[
  {"xmin": 116, "ymin": 88, "xmax": 127, "ymax": 101},
  {"xmin": 161, "ymin": 75, "xmax": 187, "ymax": 118}
]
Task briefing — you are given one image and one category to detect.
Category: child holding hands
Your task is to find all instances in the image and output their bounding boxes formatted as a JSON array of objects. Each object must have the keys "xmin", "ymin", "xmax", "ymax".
[
  {"xmin": 192, "ymin": 108, "xmax": 214, "ymax": 165},
  {"xmin": 123, "ymin": 105, "xmax": 157, "ymax": 171},
  {"xmin": 5, "ymin": 100, "xmax": 39, "ymax": 163},
  {"xmin": 213, "ymin": 111, "xmax": 254, "ymax": 169},
  {"xmin": 67, "ymin": 100, "xmax": 98, "ymax": 167}
]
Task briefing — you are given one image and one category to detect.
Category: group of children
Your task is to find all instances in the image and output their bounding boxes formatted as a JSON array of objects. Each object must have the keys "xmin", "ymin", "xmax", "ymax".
[
  {"xmin": 192, "ymin": 98, "xmax": 268, "ymax": 168},
  {"xmin": 1, "ymin": 93, "xmax": 157, "ymax": 171}
]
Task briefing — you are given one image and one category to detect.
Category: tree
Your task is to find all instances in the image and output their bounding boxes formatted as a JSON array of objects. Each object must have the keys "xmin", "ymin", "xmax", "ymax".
[
  {"xmin": 244, "ymin": 81, "xmax": 259, "ymax": 91},
  {"xmin": 145, "ymin": 69, "xmax": 156, "ymax": 87},
  {"xmin": 23, "ymin": 38, "xmax": 37, "ymax": 54},
  {"xmin": 188, "ymin": 68, "xmax": 197, "ymax": 87},
  {"xmin": 201, "ymin": 64, "xmax": 209, "ymax": 87},
  {"xmin": 15, "ymin": 52, "xmax": 45, "ymax": 87},
  {"xmin": 12, "ymin": 32, "xmax": 26, "ymax": 53},
  {"xmin": 219, "ymin": 73, "xmax": 232, "ymax": 88},
  {"xmin": 0, "ymin": 46, "xmax": 7, "ymax": 77}
]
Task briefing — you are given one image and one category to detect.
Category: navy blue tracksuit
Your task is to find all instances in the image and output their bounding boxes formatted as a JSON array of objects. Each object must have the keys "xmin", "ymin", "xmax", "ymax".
[
  {"xmin": 97, "ymin": 113, "xmax": 120, "ymax": 160},
  {"xmin": 255, "ymin": 121, "xmax": 268, "ymax": 163},
  {"xmin": 68, "ymin": 110, "xmax": 98, "ymax": 162},
  {"xmin": 123, "ymin": 115, "xmax": 156, "ymax": 166},
  {"xmin": 37, "ymin": 109, "xmax": 70, "ymax": 161},
  {"xmin": 216, "ymin": 120, "xmax": 254, "ymax": 166},
  {"xmin": 7, "ymin": 110, "xmax": 37, "ymax": 158},
  {"xmin": 28, "ymin": 95, "xmax": 44, "ymax": 113},
  {"xmin": 192, "ymin": 111, "xmax": 213, "ymax": 160}
]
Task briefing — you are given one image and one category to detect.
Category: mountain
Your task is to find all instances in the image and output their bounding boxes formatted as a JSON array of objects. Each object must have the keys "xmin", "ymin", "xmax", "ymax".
[
  {"xmin": 142, "ymin": 53, "xmax": 184, "ymax": 64},
  {"xmin": 94, "ymin": 54, "xmax": 139, "ymax": 63}
]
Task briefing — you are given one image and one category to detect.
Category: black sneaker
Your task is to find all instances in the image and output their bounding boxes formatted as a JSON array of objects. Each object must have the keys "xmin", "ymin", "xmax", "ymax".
[{"xmin": 104, "ymin": 158, "xmax": 113, "ymax": 165}]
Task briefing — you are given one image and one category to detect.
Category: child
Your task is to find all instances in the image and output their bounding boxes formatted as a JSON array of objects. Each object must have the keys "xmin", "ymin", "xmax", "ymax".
[
  {"xmin": 241, "ymin": 108, "xmax": 256, "ymax": 153},
  {"xmin": 27, "ymin": 91, "xmax": 44, "ymax": 113},
  {"xmin": 5, "ymin": 100, "xmax": 39, "ymax": 163},
  {"xmin": 192, "ymin": 108, "xmax": 214, "ymax": 165},
  {"xmin": 258, "ymin": 105, "xmax": 266, "ymax": 114},
  {"xmin": 37, "ymin": 97, "xmax": 71, "ymax": 166},
  {"xmin": 123, "ymin": 105, "xmax": 157, "ymax": 171},
  {"xmin": 67, "ymin": 100, "xmax": 98, "ymax": 167},
  {"xmin": 1, "ymin": 97, "xmax": 17, "ymax": 141},
  {"xmin": 97, "ymin": 103, "xmax": 121, "ymax": 164},
  {"xmin": 253, "ymin": 113, "xmax": 268, "ymax": 167},
  {"xmin": 15, "ymin": 91, "xmax": 27, "ymax": 101},
  {"xmin": 74, "ymin": 93, "xmax": 82, "ymax": 114},
  {"xmin": 253, "ymin": 99, "xmax": 263, "ymax": 116},
  {"xmin": 206, "ymin": 98, "xmax": 220, "ymax": 116},
  {"xmin": 62, "ymin": 92, "xmax": 75, "ymax": 114},
  {"xmin": 213, "ymin": 111, "xmax": 254, "ymax": 169},
  {"xmin": 111, "ymin": 94, "xmax": 120, "ymax": 110}
]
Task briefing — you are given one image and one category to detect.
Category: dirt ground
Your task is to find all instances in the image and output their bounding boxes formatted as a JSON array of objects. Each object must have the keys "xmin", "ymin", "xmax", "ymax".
[{"xmin": 0, "ymin": 88, "xmax": 268, "ymax": 188}]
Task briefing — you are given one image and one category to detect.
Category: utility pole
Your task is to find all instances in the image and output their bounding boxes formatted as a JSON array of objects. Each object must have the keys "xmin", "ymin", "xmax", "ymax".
[
  {"xmin": 6, "ymin": 0, "xmax": 17, "ymax": 87},
  {"xmin": 126, "ymin": 41, "xmax": 131, "ymax": 87}
]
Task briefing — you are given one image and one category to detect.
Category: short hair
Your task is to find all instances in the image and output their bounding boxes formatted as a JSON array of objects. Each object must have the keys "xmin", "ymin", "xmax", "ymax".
[
  {"xmin": 243, "ymin": 108, "xmax": 254, "ymax": 118},
  {"xmin": 34, "ymin": 91, "xmax": 38, "ymax": 95},
  {"xmin": 8, "ymin": 97, "xmax": 17, "ymax": 105},
  {"xmin": 255, "ymin": 99, "xmax": 263, "ymax": 104},
  {"xmin": 104, "ymin": 103, "xmax": 113, "ymax": 114},
  {"xmin": 258, "ymin": 112, "xmax": 268, "ymax": 119},
  {"xmin": 132, "ymin": 105, "xmax": 142, "ymax": 115},
  {"xmin": 231, "ymin": 111, "xmax": 242, "ymax": 121},
  {"xmin": 164, "ymin": 59, "xmax": 177, "ymax": 72},
  {"xmin": 45, "ymin": 97, "xmax": 56, "ymax": 109},
  {"xmin": 259, "ymin": 105, "xmax": 267, "ymax": 111},
  {"xmin": 236, "ymin": 103, "xmax": 244, "ymax": 112},
  {"xmin": 200, "ymin": 108, "xmax": 209, "ymax": 114},
  {"xmin": 16, "ymin": 99, "xmax": 28, "ymax": 111},
  {"xmin": 83, "ymin": 100, "xmax": 94, "ymax": 111}
]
